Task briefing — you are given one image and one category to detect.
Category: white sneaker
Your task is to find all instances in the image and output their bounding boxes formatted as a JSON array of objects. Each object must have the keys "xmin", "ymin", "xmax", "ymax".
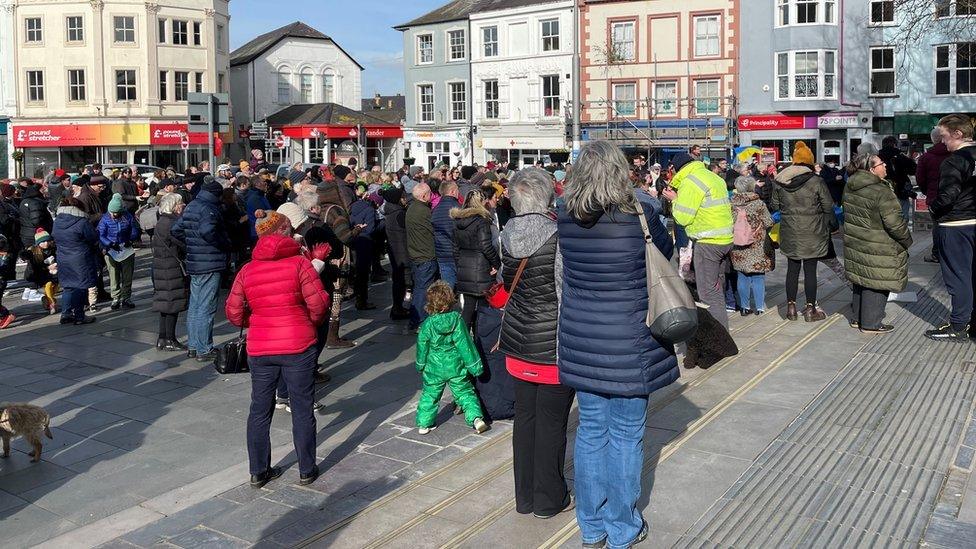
[
  {"xmin": 275, "ymin": 399, "xmax": 291, "ymax": 413},
  {"xmin": 418, "ymin": 425, "xmax": 436, "ymax": 435},
  {"xmin": 473, "ymin": 418, "xmax": 489, "ymax": 433}
]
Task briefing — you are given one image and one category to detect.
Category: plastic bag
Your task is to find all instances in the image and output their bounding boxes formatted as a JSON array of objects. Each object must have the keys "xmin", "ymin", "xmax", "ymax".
[{"xmin": 678, "ymin": 242, "xmax": 695, "ymax": 283}]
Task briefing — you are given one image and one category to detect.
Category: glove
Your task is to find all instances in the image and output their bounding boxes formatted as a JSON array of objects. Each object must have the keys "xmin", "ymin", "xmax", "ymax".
[
  {"xmin": 308, "ymin": 242, "xmax": 332, "ymax": 263},
  {"xmin": 110, "ymin": 243, "xmax": 122, "ymax": 252}
]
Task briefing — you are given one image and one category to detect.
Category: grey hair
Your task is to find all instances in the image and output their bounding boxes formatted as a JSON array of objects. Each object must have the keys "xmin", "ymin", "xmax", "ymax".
[
  {"xmin": 158, "ymin": 192, "xmax": 183, "ymax": 215},
  {"xmin": 294, "ymin": 191, "xmax": 319, "ymax": 213},
  {"xmin": 856, "ymin": 142, "xmax": 879, "ymax": 156},
  {"xmin": 508, "ymin": 167, "xmax": 555, "ymax": 215},
  {"xmin": 846, "ymin": 152, "xmax": 878, "ymax": 176},
  {"xmin": 564, "ymin": 140, "xmax": 639, "ymax": 218},
  {"xmin": 931, "ymin": 127, "xmax": 943, "ymax": 144},
  {"xmin": 734, "ymin": 176, "xmax": 757, "ymax": 194}
]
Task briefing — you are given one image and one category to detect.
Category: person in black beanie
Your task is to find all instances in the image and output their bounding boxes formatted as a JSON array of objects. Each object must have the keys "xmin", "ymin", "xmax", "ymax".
[
  {"xmin": 332, "ymin": 165, "xmax": 356, "ymax": 208},
  {"xmin": 459, "ymin": 165, "xmax": 478, "ymax": 200}
]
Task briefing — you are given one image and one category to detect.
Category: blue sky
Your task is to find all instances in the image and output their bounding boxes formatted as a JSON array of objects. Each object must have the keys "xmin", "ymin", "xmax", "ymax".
[{"xmin": 229, "ymin": 0, "xmax": 445, "ymax": 98}]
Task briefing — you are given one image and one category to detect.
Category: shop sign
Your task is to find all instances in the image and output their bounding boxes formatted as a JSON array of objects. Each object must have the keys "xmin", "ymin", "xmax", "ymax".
[
  {"xmin": 14, "ymin": 123, "xmax": 150, "ymax": 147},
  {"xmin": 365, "ymin": 127, "xmax": 403, "ymax": 139},
  {"xmin": 280, "ymin": 125, "xmax": 402, "ymax": 140},
  {"xmin": 149, "ymin": 123, "xmax": 209, "ymax": 145},
  {"xmin": 817, "ymin": 113, "xmax": 862, "ymax": 128},
  {"xmin": 737, "ymin": 115, "xmax": 812, "ymax": 131}
]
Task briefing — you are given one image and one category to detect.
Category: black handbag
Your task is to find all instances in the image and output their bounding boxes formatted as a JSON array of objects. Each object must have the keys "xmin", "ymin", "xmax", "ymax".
[{"xmin": 214, "ymin": 327, "xmax": 249, "ymax": 374}]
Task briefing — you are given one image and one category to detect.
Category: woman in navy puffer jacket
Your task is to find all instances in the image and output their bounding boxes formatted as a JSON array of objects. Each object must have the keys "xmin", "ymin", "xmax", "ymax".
[{"xmin": 557, "ymin": 140, "xmax": 677, "ymax": 549}]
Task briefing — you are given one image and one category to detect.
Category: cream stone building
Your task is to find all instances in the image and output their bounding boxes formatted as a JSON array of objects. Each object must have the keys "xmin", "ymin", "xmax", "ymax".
[
  {"xmin": 7, "ymin": 0, "xmax": 230, "ymax": 175},
  {"xmin": 580, "ymin": 0, "xmax": 738, "ymax": 160}
]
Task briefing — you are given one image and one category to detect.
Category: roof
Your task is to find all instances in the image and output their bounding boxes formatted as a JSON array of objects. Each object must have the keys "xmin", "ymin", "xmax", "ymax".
[
  {"xmin": 230, "ymin": 21, "xmax": 364, "ymax": 70},
  {"xmin": 361, "ymin": 95, "xmax": 406, "ymax": 125},
  {"xmin": 394, "ymin": 0, "xmax": 566, "ymax": 30},
  {"xmin": 265, "ymin": 103, "xmax": 397, "ymax": 127}
]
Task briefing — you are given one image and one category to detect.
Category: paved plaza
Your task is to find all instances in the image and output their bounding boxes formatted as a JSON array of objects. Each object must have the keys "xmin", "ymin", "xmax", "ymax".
[{"xmin": 1, "ymin": 233, "xmax": 975, "ymax": 548}]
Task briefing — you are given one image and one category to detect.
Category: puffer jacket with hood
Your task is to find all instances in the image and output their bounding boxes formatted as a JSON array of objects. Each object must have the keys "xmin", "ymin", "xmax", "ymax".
[
  {"xmin": 432, "ymin": 195, "xmax": 460, "ymax": 263},
  {"xmin": 842, "ymin": 170, "xmax": 912, "ymax": 292},
  {"xmin": 499, "ymin": 213, "xmax": 560, "ymax": 372},
  {"xmin": 170, "ymin": 189, "xmax": 231, "ymax": 275},
  {"xmin": 771, "ymin": 166, "xmax": 835, "ymax": 260},
  {"xmin": 18, "ymin": 185, "xmax": 52, "ymax": 248},
  {"xmin": 416, "ymin": 311, "xmax": 483, "ymax": 380},
  {"xmin": 225, "ymin": 234, "xmax": 330, "ymax": 356},
  {"xmin": 451, "ymin": 201, "xmax": 501, "ymax": 296},
  {"xmin": 52, "ymin": 205, "xmax": 100, "ymax": 289}
]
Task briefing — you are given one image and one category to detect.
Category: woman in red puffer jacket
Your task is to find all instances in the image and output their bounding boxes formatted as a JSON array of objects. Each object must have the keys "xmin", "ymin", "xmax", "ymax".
[{"xmin": 225, "ymin": 209, "xmax": 331, "ymax": 489}]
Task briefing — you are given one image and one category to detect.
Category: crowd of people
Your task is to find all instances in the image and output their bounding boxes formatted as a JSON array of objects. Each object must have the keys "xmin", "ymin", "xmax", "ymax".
[{"xmin": 1, "ymin": 113, "xmax": 974, "ymax": 549}]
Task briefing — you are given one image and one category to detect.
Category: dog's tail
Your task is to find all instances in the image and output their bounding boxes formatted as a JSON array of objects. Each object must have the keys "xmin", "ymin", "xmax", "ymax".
[{"xmin": 44, "ymin": 421, "xmax": 53, "ymax": 440}]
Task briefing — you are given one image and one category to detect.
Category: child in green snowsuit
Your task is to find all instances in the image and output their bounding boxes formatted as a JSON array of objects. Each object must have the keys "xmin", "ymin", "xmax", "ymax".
[{"xmin": 415, "ymin": 281, "xmax": 488, "ymax": 434}]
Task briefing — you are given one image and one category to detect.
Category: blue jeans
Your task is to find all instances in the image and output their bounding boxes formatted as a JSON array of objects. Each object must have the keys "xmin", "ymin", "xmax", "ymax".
[
  {"xmin": 247, "ymin": 346, "xmax": 318, "ymax": 476},
  {"xmin": 411, "ymin": 260, "xmax": 438, "ymax": 326},
  {"xmin": 437, "ymin": 259, "xmax": 457, "ymax": 288},
  {"xmin": 187, "ymin": 272, "xmax": 221, "ymax": 353},
  {"xmin": 61, "ymin": 287, "xmax": 88, "ymax": 322},
  {"xmin": 574, "ymin": 391, "xmax": 649, "ymax": 549},
  {"xmin": 674, "ymin": 223, "xmax": 690, "ymax": 250},
  {"xmin": 737, "ymin": 273, "xmax": 766, "ymax": 311},
  {"xmin": 278, "ymin": 320, "xmax": 329, "ymax": 400}
]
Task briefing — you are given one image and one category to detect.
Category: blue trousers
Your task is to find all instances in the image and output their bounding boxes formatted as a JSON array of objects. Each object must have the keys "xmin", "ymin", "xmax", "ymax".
[
  {"xmin": 737, "ymin": 273, "xmax": 766, "ymax": 311},
  {"xmin": 61, "ymin": 287, "xmax": 88, "ymax": 322},
  {"xmin": 247, "ymin": 346, "xmax": 318, "ymax": 476},
  {"xmin": 574, "ymin": 391, "xmax": 648, "ymax": 549},
  {"xmin": 411, "ymin": 260, "xmax": 438, "ymax": 326},
  {"xmin": 936, "ymin": 224, "xmax": 976, "ymax": 329},
  {"xmin": 187, "ymin": 272, "xmax": 221, "ymax": 353},
  {"xmin": 437, "ymin": 259, "xmax": 457, "ymax": 288}
]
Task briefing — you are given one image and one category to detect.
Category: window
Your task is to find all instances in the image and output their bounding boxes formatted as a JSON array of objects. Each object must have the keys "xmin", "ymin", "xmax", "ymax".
[
  {"xmin": 960, "ymin": 43, "xmax": 976, "ymax": 94},
  {"xmin": 418, "ymin": 84, "xmax": 434, "ymax": 123},
  {"xmin": 193, "ymin": 21, "xmax": 201, "ymax": 46},
  {"xmin": 115, "ymin": 70, "xmax": 137, "ymax": 102},
  {"xmin": 158, "ymin": 19, "xmax": 166, "ymax": 43},
  {"xmin": 175, "ymin": 71, "xmax": 189, "ymax": 101},
  {"xmin": 25, "ymin": 17, "xmax": 42, "ymax": 43},
  {"xmin": 959, "ymin": 0, "xmax": 976, "ymax": 15},
  {"xmin": 936, "ymin": 0, "xmax": 952, "ymax": 17},
  {"xmin": 159, "ymin": 70, "xmax": 168, "ymax": 101},
  {"xmin": 937, "ymin": 0, "xmax": 976, "ymax": 16},
  {"xmin": 484, "ymin": 80, "xmax": 499, "ymax": 119},
  {"xmin": 194, "ymin": 72, "xmax": 204, "ymax": 93},
  {"xmin": 612, "ymin": 82, "xmax": 637, "ymax": 116},
  {"xmin": 449, "ymin": 82, "xmax": 467, "ymax": 122},
  {"xmin": 776, "ymin": 0, "xmax": 836, "ymax": 25},
  {"xmin": 938, "ymin": 43, "xmax": 976, "ymax": 95},
  {"xmin": 694, "ymin": 15, "xmax": 720, "ymax": 57},
  {"xmin": 114, "ymin": 16, "xmax": 135, "ymax": 43},
  {"xmin": 417, "ymin": 34, "xmax": 433, "ymax": 64},
  {"xmin": 870, "ymin": 47, "xmax": 895, "ymax": 95},
  {"xmin": 870, "ymin": 0, "xmax": 895, "ymax": 23},
  {"xmin": 542, "ymin": 75, "xmax": 560, "ymax": 117},
  {"xmin": 323, "ymin": 74, "xmax": 335, "ymax": 102},
  {"xmin": 68, "ymin": 69, "xmax": 86, "ymax": 101},
  {"xmin": 216, "ymin": 24, "xmax": 224, "ymax": 51},
  {"xmin": 300, "ymin": 72, "xmax": 313, "ymax": 102},
  {"xmin": 276, "ymin": 72, "xmax": 290, "ymax": 103},
  {"xmin": 217, "ymin": 72, "xmax": 225, "ymax": 93},
  {"xmin": 172, "ymin": 20, "xmax": 187, "ymax": 45},
  {"xmin": 937, "ymin": 45, "xmax": 951, "ymax": 94},
  {"xmin": 448, "ymin": 29, "xmax": 466, "ymax": 61},
  {"xmin": 653, "ymin": 81, "xmax": 677, "ymax": 115},
  {"xmin": 483, "ymin": 26, "xmax": 498, "ymax": 57},
  {"xmin": 66, "ymin": 16, "xmax": 83, "ymax": 43},
  {"xmin": 611, "ymin": 21, "xmax": 635, "ymax": 62},
  {"xmin": 541, "ymin": 19, "xmax": 559, "ymax": 52},
  {"xmin": 774, "ymin": 50, "xmax": 838, "ymax": 99},
  {"xmin": 26, "ymin": 70, "xmax": 44, "ymax": 101},
  {"xmin": 694, "ymin": 80, "xmax": 720, "ymax": 115}
]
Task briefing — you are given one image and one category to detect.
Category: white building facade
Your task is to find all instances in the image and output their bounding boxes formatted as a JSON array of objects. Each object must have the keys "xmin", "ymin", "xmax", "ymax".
[
  {"xmin": 470, "ymin": 0, "xmax": 573, "ymax": 167},
  {"xmin": 1, "ymin": 2, "xmax": 18, "ymax": 177},
  {"xmin": 7, "ymin": 0, "xmax": 230, "ymax": 176},
  {"xmin": 229, "ymin": 22, "xmax": 363, "ymax": 131}
]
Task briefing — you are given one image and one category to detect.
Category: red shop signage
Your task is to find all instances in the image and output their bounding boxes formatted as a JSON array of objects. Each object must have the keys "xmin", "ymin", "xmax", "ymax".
[
  {"xmin": 280, "ymin": 125, "xmax": 403, "ymax": 140},
  {"xmin": 13, "ymin": 124, "xmax": 100, "ymax": 147},
  {"xmin": 737, "ymin": 115, "xmax": 806, "ymax": 131},
  {"xmin": 149, "ymin": 123, "xmax": 210, "ymax": 146}
]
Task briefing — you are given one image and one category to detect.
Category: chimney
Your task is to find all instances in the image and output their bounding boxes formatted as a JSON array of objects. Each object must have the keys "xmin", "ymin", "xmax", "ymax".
[
  {"xmin": 374, "ymin": 93, "xmax": 381, "ymax": 108},
  {"xmin": 388, "ymin": 100, "xmax": 393, "ymax": 108}
]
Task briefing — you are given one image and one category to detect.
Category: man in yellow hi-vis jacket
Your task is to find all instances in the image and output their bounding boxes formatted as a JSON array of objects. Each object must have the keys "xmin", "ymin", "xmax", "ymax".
[{"xmin": 663, "ymin": 153, "xmax": 735, "ymax": 328}]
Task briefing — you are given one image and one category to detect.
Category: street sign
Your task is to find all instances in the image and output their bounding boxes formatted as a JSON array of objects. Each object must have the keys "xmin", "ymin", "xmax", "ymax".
[
  {"xmin": 179, "ymin": 134, "xmax": 189, "ymax": 151},
  {"xmin": 187, "ymin": 93, "xmax": 230, "ymax": 133},
  {"xmin": 250, "ymin": 121, "xmax": 268, "ymax": 139},
  {"xmin": 275, "ymin": 136, "xmax": 285, "ymax": 149}
]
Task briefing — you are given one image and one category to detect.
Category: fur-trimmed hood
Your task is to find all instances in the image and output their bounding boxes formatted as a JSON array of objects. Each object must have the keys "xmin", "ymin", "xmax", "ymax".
[{"xmin": 449, "ymin": 202, "xmax": 491, "ymax": 221}]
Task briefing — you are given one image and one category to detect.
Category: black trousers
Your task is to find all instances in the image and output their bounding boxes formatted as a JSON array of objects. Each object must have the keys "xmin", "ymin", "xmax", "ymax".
[
  {"xmin": 786, "ymin": 258, "xmax": 819, "ymax": 304},
  {"xmin": 852, "ymin": 285, "xmax": 889, "ymax": 330},
  {"xmin": 353, "ymin": 237, "xmax": 373, "ymax": 302},
  {"xmin": 158, "ymin": 312, "xmax": 179, "ymax": 339},
  {"xmin": 512, "ymin": 377, "xmax": 575, "ymax": 516},
  {"xmin": 936, "ymin": 224, "xmax": 976, "ymax": 329},
  {"xmin": 460, "ymin": 294, "xmax": 483, "ymax": 330}
]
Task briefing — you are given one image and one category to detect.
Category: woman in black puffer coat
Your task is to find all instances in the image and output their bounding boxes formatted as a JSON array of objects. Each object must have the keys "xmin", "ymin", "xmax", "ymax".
[
  {"xmin": 19, "ymin": 184, "xmax": 52, "ymax": 249},
  {"xmin": 151, "ymin": 193, "xmax": 189, "ymax": 351},
  {"xmin": 451, "ymin": 189, "xmax": 500, "ymax": 329}
]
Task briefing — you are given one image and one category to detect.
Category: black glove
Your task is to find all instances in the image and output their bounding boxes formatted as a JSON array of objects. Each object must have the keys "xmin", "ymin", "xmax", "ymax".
[{"xmin": 110, "ymin": 243, "xmax": 122, "ymax": 252}]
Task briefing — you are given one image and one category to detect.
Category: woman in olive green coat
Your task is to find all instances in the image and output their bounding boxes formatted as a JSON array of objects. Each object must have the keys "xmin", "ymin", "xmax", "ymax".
[{"xmin": 842, "ymin": 153, "xmax": 912, "ymax": 333}]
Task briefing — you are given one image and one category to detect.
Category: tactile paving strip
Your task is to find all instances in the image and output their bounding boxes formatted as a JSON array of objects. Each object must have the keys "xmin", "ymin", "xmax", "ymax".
[{"xmin": 677, "ymin": 285, "xmax": 976, "ymax": 547}]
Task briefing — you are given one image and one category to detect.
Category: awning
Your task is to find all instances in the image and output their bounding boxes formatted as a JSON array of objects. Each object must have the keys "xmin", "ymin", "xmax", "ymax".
[{"xmin": 279, "ymin": 125, "xmax": 402, "ymax": 140}]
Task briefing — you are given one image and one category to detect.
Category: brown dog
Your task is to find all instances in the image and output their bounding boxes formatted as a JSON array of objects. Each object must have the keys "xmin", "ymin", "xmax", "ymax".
[{"xmin": 0, "ymin": 403, "xmax": 53, "ymax": 462}]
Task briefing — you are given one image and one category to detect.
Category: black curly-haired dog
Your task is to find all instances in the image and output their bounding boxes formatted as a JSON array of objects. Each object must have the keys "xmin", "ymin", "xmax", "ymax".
[{"xmin": 682, "ymin": 282, "xmax": 739, "ymax": 370}]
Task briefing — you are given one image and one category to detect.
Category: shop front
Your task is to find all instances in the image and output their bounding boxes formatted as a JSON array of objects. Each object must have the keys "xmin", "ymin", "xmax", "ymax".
[
  {"xmin": 738, "ymin": 112, "xmax": 872, "ymax": 166},
  {"xmin": 403, "ymin": 129, "xmax": 468, "ymax": 171},
  {"xmin": 479, "ymin": 135, "xmax": 567, "ymax": 168},
  {"xmin": 12, "ymin": 121, "xmax": 212, "ymax": 177},
  {"xmin": 277, "ymin": 125, "xmax": 404, "ymax": 171}
]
